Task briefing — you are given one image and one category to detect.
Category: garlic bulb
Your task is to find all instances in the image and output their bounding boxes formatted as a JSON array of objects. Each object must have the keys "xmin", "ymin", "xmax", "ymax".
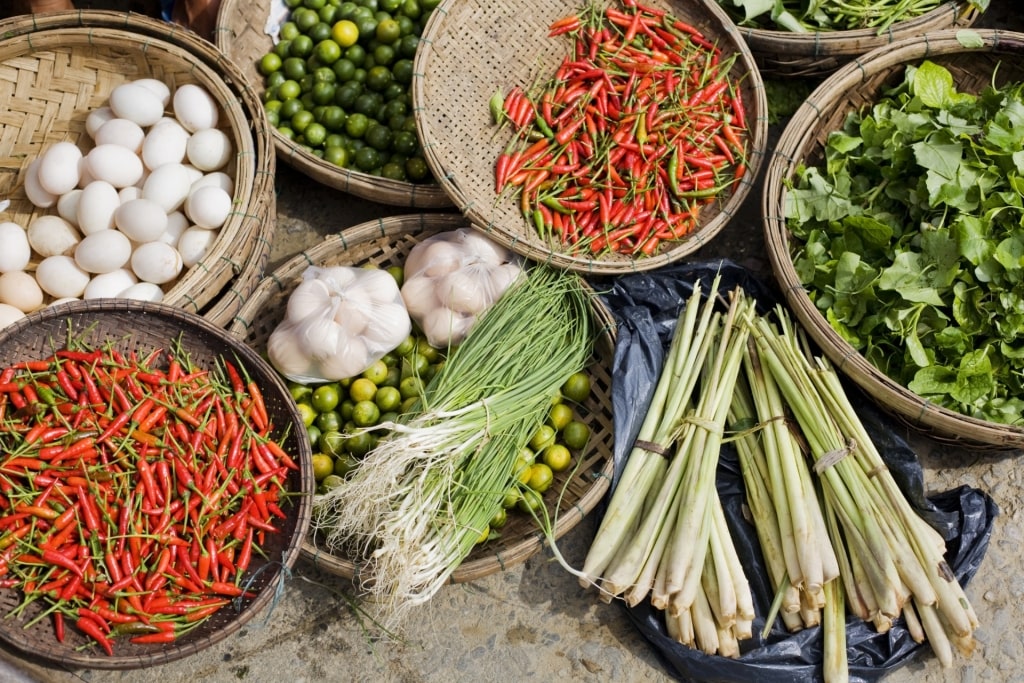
[{"xmin": 268, "ymin": 326, "xmax": 313, "ymax": 380}]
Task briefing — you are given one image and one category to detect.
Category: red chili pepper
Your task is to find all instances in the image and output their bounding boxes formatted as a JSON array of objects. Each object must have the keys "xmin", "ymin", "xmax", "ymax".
[
  {"xmin": 75, "ymin": 616, "xmax": 114, "ymax": 656},
  {"xmin": 130, "ymin": 631, "xmax": 177, "ymax": 644}
]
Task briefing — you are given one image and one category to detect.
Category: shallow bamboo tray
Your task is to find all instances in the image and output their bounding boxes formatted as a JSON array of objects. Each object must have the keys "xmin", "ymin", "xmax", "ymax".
[
  {"xmin": 229, "ymin": 213, "xmax": 617, "ymax": 583},
  {"xmin": 0, "ymin": 300, "xmax": 313, "ymax": 669},
  {"xmin": 0, "ymin": 11, "xmax": 276, "ymax": 327},
  {"xmin": 764, "ymin": 29, "xmax": 1024, "ymax": 449},
  {"xmin": 734, "ymin": 1, "xmax": 980, "ymax": 78},
  {"xmin": 213, "ymin": 0, "xmax": 452, "ymax": 208},
  {"xmin": 412, "ymin": 0, "xmax": 768, "ymax": 275}
]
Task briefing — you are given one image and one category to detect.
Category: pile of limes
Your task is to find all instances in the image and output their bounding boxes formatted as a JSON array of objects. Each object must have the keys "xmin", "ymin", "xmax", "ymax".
[
  {"xmin": 256, "ymin": 0, "xmax": 439, "ymax": 182},
  {"xmin": 298, "ymin": 328, "xmax": 447, "ymax": 493},
  {"xmin": 482, "ymin": 371, "xmax": 593, "ymax": 543}
]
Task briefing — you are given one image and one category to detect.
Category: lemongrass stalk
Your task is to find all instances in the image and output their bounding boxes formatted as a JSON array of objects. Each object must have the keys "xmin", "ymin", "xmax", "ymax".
[
  {"xmin": 701, "ymin": 539, "xmax": 732, "ymax": 629},
  {"xmin": 717, "ymin": 621, "xmax": 741, "ymax": 659},
  {"xmin": 580, "ymin": 278, "xmax": 720, "ymax": 586},
  {"xmin": 822, "ymin": 578, "xmax": 849, "ymax": 683},
  {"xmin": 902, "ymin": 600, "xmax": 925, "ymax": 644},
  {"xmin": 651, "ymin": 539, "xmax": 672, "ymax": 610},
  {"xmin": 665, "ymin": 293, "xmax": 754, "ymax": 608},
  {"xmin": 825, "ymin": 498, "xmax": 874, "ymax": 623},
  {"xmin": 917, "ymin": 601, "xmax": 954, "ymax": 668},
  {"xmin": 668, "ymin": 605, "xmax": 695, "ymax": 648},
  {"xmin": 692, "ymin": 586, "xmax": 721, "ymax": 656},
  {"xmin": 711, "ymin": 493, "xmax": 755, "ymax": 629}
]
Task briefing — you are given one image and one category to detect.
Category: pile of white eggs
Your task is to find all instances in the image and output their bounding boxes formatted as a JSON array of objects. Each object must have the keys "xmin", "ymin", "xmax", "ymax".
[{"xmin": 0, "ymin": 77, "xmax": 236, "ymax": 328}]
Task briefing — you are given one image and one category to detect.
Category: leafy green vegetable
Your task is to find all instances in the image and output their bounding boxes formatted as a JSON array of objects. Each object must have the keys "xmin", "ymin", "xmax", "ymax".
[{"xmin": 785, "ymin": 60, "xmax": 1024, "ymax": 425}]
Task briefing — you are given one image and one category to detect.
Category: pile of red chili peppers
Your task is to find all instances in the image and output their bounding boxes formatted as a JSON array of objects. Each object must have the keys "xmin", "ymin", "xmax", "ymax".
[
  {"xmin": 492, "ymin": 0, "xmax": 749, "ymax": 257},
  {"xmin": 0, "ymin": 342, "xmax": 298, "ymax": 656}
]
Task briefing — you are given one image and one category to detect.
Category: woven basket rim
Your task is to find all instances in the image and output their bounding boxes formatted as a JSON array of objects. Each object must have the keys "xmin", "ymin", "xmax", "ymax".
[
  {"xmin": 211, "ymin": 0, "xmax": 453, "ymax": 208},
  {"xmin": 412, "ymin": 0, "xmax": 769, "ymax": 275},
  {"xmin": 228, "ymin": 213, "xmax": 616, "ymax": 583},
  {"xmin": 763, "ymin": 28, "xmax": 1024, "ymax": 449},
  {"xmin": 0, "ymin": 299, "xmax": 313, "ymax": 669},
  {"xmin": 0, "ymin": 15, "xmax": 277, "ymax": 325}
]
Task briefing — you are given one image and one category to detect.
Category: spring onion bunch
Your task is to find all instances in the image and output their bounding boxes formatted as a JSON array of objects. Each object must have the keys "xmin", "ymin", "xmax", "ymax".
[{"xmin": 311, "ymin": 266, "xmax": 594, "ymax": 627}]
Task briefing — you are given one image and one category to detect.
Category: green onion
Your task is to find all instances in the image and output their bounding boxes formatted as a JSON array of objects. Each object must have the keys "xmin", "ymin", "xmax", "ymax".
[{"xmin": 311, "ymin": 266, "xmax": 595, "ymax": 627}]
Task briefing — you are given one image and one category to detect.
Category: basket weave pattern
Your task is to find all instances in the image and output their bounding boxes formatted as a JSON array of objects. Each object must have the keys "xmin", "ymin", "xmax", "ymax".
[
  {"xmin": 0, "ymin": 12, "xmax": 277, "ymax": 327},
  {"xmin": 229, "ymin": 213, "xmax": 617, "ymax": 583},
  {"xmin": 763, "ymin": 29, "xmax": 1024, "ymax": 449},
  {"xmin": 0, "ymin": 300, "xmax": 313, "ymax": 669}
]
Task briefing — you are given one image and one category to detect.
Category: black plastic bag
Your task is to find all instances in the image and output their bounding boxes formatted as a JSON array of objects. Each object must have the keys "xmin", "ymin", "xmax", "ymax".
[{"xmin": 591, "ymin": 259, "xmax": 999, "ymax": 683}]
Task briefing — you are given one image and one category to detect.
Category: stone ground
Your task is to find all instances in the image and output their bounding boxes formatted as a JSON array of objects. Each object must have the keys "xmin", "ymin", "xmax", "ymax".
[{"xmin": 2, "ymin": 2, "xmax": 1024, "ymax": 682}]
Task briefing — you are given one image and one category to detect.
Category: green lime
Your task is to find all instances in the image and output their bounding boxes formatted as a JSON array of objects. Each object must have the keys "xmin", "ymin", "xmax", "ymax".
[
  {"xmin": 277, "ymin": 79, "xmax": 302, "ymax": 101},
  {"xmin": 289, "ymin": 34, "xmax": 314, "ymax": 58},
  {"xmin": 529, "ymin": 424, "xmax": 556, "ymax": 452},
  {"xmin": 374, "ymin": 385, "xmax": 402, "ymax": 412},
  {"xmin": 344, "ymin": 112, "xmax": 369, "ymax": 138},
  {"xmin": 296, "ymin": 402, "xmax": 317, "ymax": 427},
  {"xmin": 561, "ymin": 371, "xmax": 591, "ymax": 403},
  {"xmin": 349, "ymin": 376, "xmax": 378, "ymax": 402},
  {"xmin": 311, "ymin": 453, "xmax": 334, "ymax": 481},
  {"xmin": 259, "ymin": 52, "xmax": 283, "ymax": 75},
  {"xmin": 352, "ymin": 400, "xmax": 380, "ymax": 427},
  {"xmin": 526, "ymin": 463, "xmax": 554, "ymax": 493},
  {"xmin": 320, "ymin": 430, "xmax": 346, "ymax": 457},
  {"xmin": 334, "ymin": 452, "xmax": 360, "ymax": 477},
  {"xmin": 331, "ymin": 19, "xmax": 360, "ymax": 47},
  {"xmin": 547, "ymin": 403, "xmax": 574, "ymax": 432},
  {"xmin": 311, "ymin": 383, "xmax": 341, "ymax": 412},
  {"xmin": 306, "ymin": 423, "xmax": 321, "ymax": 449},
  {"xmin": 315, "ymin": 409, "xmax": 342, "ymax": 433},
  {"xmin": 405, "ymin": 155, "xmax": 430, "ymax": 181},
  {"xmin": 516, "ymin": 488, "xmax": 544, "ymax": 515},
  {"xmin": 288, "ymin": 381, "xmax": 313, "ymax": 403},
  {"xmin": 314, "ymin": 39, "xmax": 342, "ymax": 64},
  {"xmin": 562, "ymin": 420, "xmax": 590, "ymax": 451},
  {"xmin": 354, "ymin": 146, "xmax": 381, "ymax": 171},
  {"xmin": 541, "ymin": 443, "xmax": 572, "ymax": 473},
  {"xmin": 324, "ymin": 145, "xmax": 349, "ymax": 167},
  {"xmin": 361, "ymin": 359, "xmax": 389, "ymax": 385}
]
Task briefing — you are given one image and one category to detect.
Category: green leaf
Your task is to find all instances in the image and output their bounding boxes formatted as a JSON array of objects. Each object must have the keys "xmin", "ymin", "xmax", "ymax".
[
  {"xmin": 955, "ymin": 29, "xmax": 986, "ymax": 48},
  {"xmin": 912, "ymin": 60, "xmax": 956, "ymax": 109},
  {"xmin": 841, "ymin": 215, "xmax": 893, "ymax": 250},
  {"xmin": 908, "ymin": 365, "xmax": 957, "ymax": 397},
  {"xmin": 994, "ymin": 235, "xmax": 1024, "ymax": 271},
  {"xmin": 878, "ymin": 252, "xmax": 946, "ymax": 306},
  {"xmin": 951, "ymin": 348, "xmax": 994, "ymax": 405}
]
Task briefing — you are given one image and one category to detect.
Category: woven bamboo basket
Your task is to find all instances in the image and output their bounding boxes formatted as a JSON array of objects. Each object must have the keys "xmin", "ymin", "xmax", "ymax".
[
  {"xmin": 229, "ymin": 213, "xmax": 617, "ymax": 583},
  {"xmin": 731, "ymin": 1, "xmax": 981, "ymax": 78},
  {"xmin": 0, "ymin": 12, "xmax": 276, "ymax": 327},
  {"xmin": 212, "ymin": 0, "xmax": 452, "ymax": 208},
  {"xmin": 0, "ymin": 299, "xmax": 313, "ymax": 669},
  {"xmin": 412, "ymin": 0, "xmax": 768, "ymax": 275},
  {"xmin": 763, "ymin": 28, "xmax": 1024, "ymax": 449}
]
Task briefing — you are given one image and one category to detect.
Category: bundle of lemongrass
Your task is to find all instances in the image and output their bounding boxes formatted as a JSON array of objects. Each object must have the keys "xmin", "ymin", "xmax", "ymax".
[
  {"xmin": 312, "ymin": 266, "xmax": 594, "ymax": 628},
  {"xmin": 578, "ymin": 282, "xmax": 979, "ymax": 678}
]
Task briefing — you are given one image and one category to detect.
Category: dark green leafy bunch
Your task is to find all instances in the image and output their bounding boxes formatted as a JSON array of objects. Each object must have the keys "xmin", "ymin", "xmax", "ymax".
[{"xmin": 785, "ymin": 60, "xmax": 1024, "ymax": 425}]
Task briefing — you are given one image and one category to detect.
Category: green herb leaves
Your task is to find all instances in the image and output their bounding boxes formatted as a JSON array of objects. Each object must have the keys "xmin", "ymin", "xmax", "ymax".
[{"xmin": 785, "ymin": 60, "xmax": 1024, "ymax": 424}]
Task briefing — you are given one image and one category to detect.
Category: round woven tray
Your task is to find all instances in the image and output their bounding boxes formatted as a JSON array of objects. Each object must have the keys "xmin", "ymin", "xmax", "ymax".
[
  {"xmin": 763, "ymin": 28, "xmax": 1024, "ymax": 450},
  {"xmin": 412, "ymin": 0, "xmax": 768, "ymax": 275},
  {"xmin": 212, "ymin": 0, "xmax": 452, "ymax": 208},
  {"xmin": 0, "ymin": 11, "xmax": 277, "ymax": 328},
  {"xmin": 0, "ymin": 299, "xmax": 313, "ymax": 669},
  {"xmin": 734, "ymin": 1, "xmax": 980, "ymax": 79},
  {"xmin": 229, "ymin": 213, "xmax": 617, "ymax": 583}
]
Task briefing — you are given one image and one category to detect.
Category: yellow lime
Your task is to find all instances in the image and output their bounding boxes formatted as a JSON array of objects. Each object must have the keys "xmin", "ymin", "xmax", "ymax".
[
  {"xmin": 331, "ymin": 19, "xmax": 359, "ymax": 47},
  {"xmin": 526, "ymin": 462, "xmax": 554, "ymax": 493},
  {"xmin": 547, "ymin": 403, "xmax": 574, "ymax": 432},
  {"xmin": 349, "ymin": 377, "xmax": 377, "ymax": 402},
  {"xmin": 311, "ymin": 453, "xmax": 334, "ymax": 481},
  {"xmin": 529, "ymin": 424, "xmax": 556, "ymax": 452},
  {"xmin": 541, "ymin": 443, "xmax": 572, "ymax": 473}
]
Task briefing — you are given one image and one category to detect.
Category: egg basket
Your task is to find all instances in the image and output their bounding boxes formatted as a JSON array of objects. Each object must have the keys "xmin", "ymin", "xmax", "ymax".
[
  {"xmin": 730, "ymin": 1, "xmax": 980, "ymax": 79},
  {"xmin": 0, "ymin": 11, "xmax": 276, "ymax": 327},
  {"xmin": 213, "ymin": 0, "xmax": 452, "ymax": 208},
  {"xmin": 0, "ymin": 299, "xmax": 313, "ymax": 669},
  {"xmin": 411, "ymin": 0, "xmax": 767, "ymax": 275},
  {"xmin": 764, "ymin": 29, "xmax": 1024, "ymax": 450},
  {"xmin": 228, "ymin": 213, "xmax": 617, "ymax": 583}
]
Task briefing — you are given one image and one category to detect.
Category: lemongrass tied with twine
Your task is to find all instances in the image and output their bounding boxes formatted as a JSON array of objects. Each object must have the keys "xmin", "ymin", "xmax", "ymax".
[
  {"xmin": 310, "ymin": 266, "xmax": 595, "ymax": 627},
  {"xmin": 579, "ymin": 278, "xmax": 760, "ymax": 657},
  {"xmin": 748, "ymin": 306, "xmax": 980, "ymax": 670}
]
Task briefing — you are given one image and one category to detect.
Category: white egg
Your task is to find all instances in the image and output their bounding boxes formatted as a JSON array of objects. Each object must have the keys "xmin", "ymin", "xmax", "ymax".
[
  {"xmin": 489, "ymin": 261, "xmax": 523, "ymax": 294},
  {"xmin": 300, "ymin": 317, "xmax": 342, "ymax": 362},
  {"xmin": 109, "ymin": 82, "xmax": 165, "ymax": 127},
  {"xmin": 85, "ymin": 107, "xmax": 116, "ymax": 138},
  {"xmin": 350, "ymin": 267, "xmax": 401, "ymax": 304},
  {"xmin": 363, "ymin": 302, "xmax": 412, "ymax": 351},
  {"xmin": 56, "ymin": 189, "xmax": 82, "ymax": 227},
  {"xmin": 119, "ymin": 281, "xmax": 164, "ymax": 302},
  {"xmin": 333, "ymin": 297, "xmax": 369, "ymax": 337},
  {"xmin": 400, "ymin": 275, "xmax": 440, "ymax": 318},
  {"xmin": 0, "ymin": 271, "xmax": 44, "ymax": 312},
  {"xmin": 77, "ymin": 180, "xmax": 121, "ymax": 235},
  {"xmin": 420, "ymin": 307, "xmax": 474, "ymax": 348},
  {"xmin": 177, "ymin": 226, "xmax": 217, "ymax": 267},
  {"xmin": 142, "ymin": 163, "xmax": 192, "ymax": 212},
  {"xmin": 85, "ymin": 144, "xmax": 144, "ymax": 188},
  {"xmin": 184, "ymin": 185, "xmax": 231, "ymax": 229},
  {"xmin": 0, "ymin": 222, "xmax": 31, "ymax": 273},
  {"xmin": 0, "ymin": 303, "xmax": 26, "ymax": 330},
  {"xmin": 76, "ymin": 156, "xmax": 96, "ymax": 189},
  {"xmin": 458, "ymin": 228, "xmax": 512, "ymax": 266},
  {"xmin": 185, "ymin": 128, "xmax": 232, "ymax": 172},
  {"xmin": 173, "ymin": 84, "xmax": 219, "ymax": 132},
  {"xmin": 118, "ymin": 186, "xmax": 143, "ymax": 203},
  {"xmin": 180, "ymin": 164, "xmax": 204, "ymax": 184},
  {"xmin": 27, "ymin": 215, "xmax": 80, "ymax": 257},
  {"xmin": 190, "ymin": 171, "xmax": 234, "ymax": 196},
  {"xmin": 141, "ymin": 121, "xmax": 189, "ymax": 170},
  {"xmin": 114, "ymin": 198, "xmax": 168, "ymax": 243},
  {"xmin": 75, "ymin": 229, "xmax": 133, "ymax": 274},
  {"xmin": 23, "ymin": 158, "xmax": 57, "ymax": 209},
  {"xmin": 48, "ymin": 297, "xmax": 81, "ymax": 307},
  {"xmin": 83, "ymin": 268, "xmax": 138, "ymax": 299},
  {"xmin": 131, "ymin": 241, "xmax": 182, "ymax": 284},
  {"xmin": 37, "ymin": 141, "xmax": 83, "ymax": 195},
  {"xmin": 36, "ymin": 255, "xmax": 90, "ymax": 298},
  {"xmin": 132, "ymin": 78, "xmax": 172, "ymax": 107},
  {"xmin": 316, "ymin": 336, "xmax": 369, "ymax": 381},
  {"xmin": 286, "ymin": 278, "xmax": 332, "ymax": 323},
  {"xmin": 159, "ymin": 211, "xmax": 189, "ymax": 247},
  {"xmin": 94, "ymin": 118, "xmax": 145, "ymax": 152},
  {"xmin": 439, "ymin": 268, "xmax": 489, "ymax": 315}
]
